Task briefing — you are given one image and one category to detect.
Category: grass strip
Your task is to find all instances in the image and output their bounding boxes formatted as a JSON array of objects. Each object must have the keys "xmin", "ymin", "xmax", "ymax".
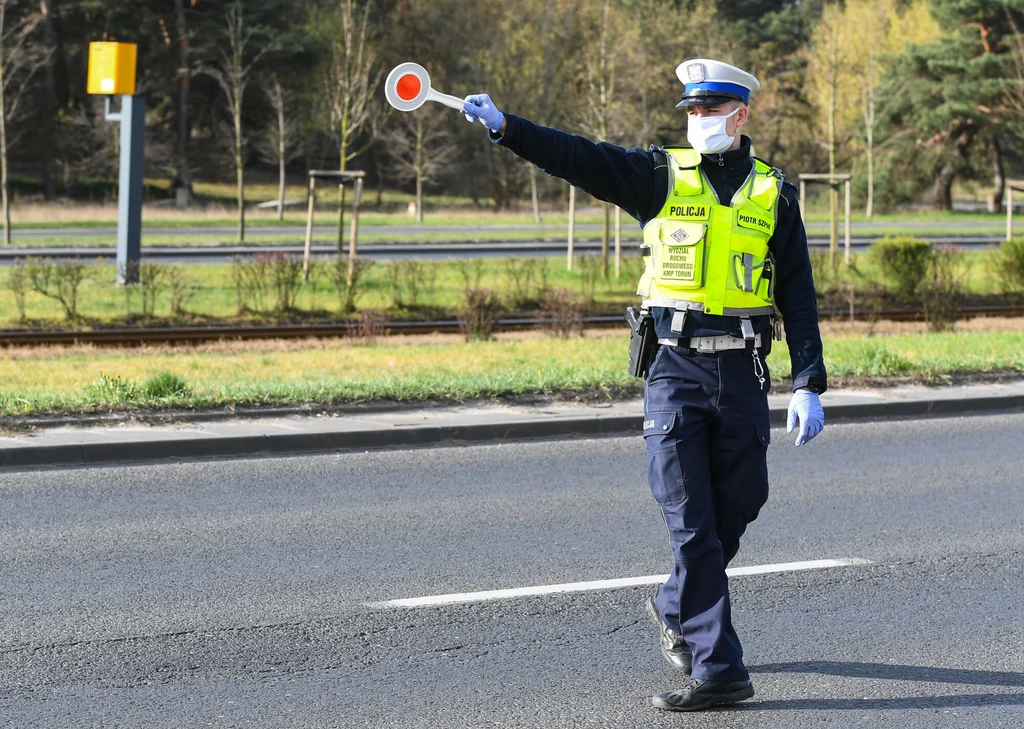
[{"xmin": 3, "ymin": 329, "xmax": 1024, "ymax": 418}]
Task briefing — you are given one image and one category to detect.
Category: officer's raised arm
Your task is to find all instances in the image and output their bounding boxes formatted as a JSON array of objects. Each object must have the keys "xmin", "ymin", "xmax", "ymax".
[{"xmin": 461, "ymin": 94, "xmax": 660, "ymax": 223}]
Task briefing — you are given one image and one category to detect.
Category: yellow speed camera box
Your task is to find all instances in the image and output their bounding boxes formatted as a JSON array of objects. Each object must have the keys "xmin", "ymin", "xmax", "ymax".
[{"xmin": 87, "ymin": 42, "xmax": 137, "ymax": 95}]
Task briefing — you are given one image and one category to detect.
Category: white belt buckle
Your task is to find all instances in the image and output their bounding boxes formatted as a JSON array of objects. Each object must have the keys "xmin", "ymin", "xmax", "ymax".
[{"xmin": 695, "ymin": 337, "xmax": 717, "ymax": 354}]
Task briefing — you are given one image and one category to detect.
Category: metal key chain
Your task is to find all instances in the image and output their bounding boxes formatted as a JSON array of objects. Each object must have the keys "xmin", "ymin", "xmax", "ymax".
[{"xmin": 752, "ymin": 347, "xmax": 766, "ymax": 391}]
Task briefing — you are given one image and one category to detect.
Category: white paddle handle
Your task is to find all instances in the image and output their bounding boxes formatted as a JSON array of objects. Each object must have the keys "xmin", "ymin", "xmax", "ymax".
[{"xmin": 426, "ymin": 88, "xmax": 466, "ymax": 111}]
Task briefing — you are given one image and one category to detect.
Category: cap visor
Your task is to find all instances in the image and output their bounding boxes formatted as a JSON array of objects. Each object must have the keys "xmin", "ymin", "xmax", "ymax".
[{"xmin": 676, "ymin": 94, "xmax": 745, "ymax": 108}]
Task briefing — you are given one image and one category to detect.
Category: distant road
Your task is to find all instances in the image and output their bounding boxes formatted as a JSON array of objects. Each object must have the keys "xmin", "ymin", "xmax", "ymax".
[
  {"xmin": 2, "ymin": 219, "xmax": 1010, "ymax": 240},
  {"xmin": 0, "ymin": 235, "xmax": 1006, "ymax": 265}
]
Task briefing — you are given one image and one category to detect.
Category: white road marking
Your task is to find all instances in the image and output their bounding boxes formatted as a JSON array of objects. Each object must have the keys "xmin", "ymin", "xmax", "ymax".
[{"xmin": 369, "ymin": 558, "xmax": 872, "ymax": 609}]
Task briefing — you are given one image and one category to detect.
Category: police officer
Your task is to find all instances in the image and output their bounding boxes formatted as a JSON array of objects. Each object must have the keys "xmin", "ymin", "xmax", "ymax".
[{"xmin": 463, "ymin": 59, "xmax": 826, "ymax": 711}]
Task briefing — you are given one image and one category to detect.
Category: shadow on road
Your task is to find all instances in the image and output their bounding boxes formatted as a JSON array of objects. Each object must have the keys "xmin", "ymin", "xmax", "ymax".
[
  {"xmin": 749, "ymin": 693, "xmax": 1024, "ymax": 710},
  {"xmin": 744, "ymin": 661, "xmax": 1024, "ymax": 711},
  {"xmin": 750, "ymin": 660, "xmax": 1024, "ymax": 687}
]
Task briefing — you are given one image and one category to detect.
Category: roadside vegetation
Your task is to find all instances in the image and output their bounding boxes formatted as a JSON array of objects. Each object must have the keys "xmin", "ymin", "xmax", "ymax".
[
  {"xmin": 4, "ymin": 322, "xmax": 1024, "ymax": 418},
  {"xmin": 4, "ymin": 237, "xmax": 1024, "ymax": 331}
]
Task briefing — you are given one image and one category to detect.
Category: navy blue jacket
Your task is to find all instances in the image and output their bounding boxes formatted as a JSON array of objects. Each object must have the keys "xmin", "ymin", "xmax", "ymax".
[{"xmin": 492, "ymin": 113, "xmax": 827, "ymax": 394}]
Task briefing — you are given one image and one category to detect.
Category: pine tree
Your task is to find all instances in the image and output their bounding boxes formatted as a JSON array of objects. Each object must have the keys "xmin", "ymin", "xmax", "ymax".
[{"xmin": 884, "ymin": 0, "xmax": 1022, "ymax": 210}]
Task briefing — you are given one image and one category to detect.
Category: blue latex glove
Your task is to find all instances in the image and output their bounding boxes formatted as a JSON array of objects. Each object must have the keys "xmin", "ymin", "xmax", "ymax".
[
  {"xmin": 463, "ymin": 94, "xmax": 505, "ymax": 133},
  {"xmin": 787, "ymin": 389, "xmax": 824, "ymax": 447}
]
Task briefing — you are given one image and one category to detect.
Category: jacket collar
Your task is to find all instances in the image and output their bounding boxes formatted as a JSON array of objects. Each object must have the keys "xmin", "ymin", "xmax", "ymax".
[{"xmin": 702, "ymin": 135, "xmax": 752, "ymax": 170}]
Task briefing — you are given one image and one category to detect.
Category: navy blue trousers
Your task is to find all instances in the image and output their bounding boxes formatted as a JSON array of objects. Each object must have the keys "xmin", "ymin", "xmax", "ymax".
[{"xmin": 643, "ymin": 344, "xmax": 771, "ymax": 682}]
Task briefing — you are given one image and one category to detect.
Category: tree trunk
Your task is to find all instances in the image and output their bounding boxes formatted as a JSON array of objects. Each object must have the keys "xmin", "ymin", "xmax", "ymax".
[
  {"xmin": 337, "ymin": 122, "xmax": 348, "ymax": 258},
  {"xmin": 866, "ymin": 128, "xmax": 874, "ymax": 218},
  {"xmin": 865, "ymin": 82, "xmax": 874, "ymax": 218},
  {"xmin": 235, "ymin": 97, "xmax": 244, "ymax": 242},
  {"xmin": 277, "ymin": 89, "xmax": 286, "ymax": 221},
  {"xmin": 173, "ymin": 0, "xmax": 193, "ymax": 206},
  {"xmin": 40, "ymin": 0, "xmax": 58, "ymax": 200},
  {"xmin": 601, "ymin": 201, "xmax": 610, "ymax": 278},
  {"xmin": 0, "ymin": 4, "xmax": 9, "ymax": 246},
  {"xmin": 415, "ymin": 117, "xmax": 423, "ymax": 223},
  {"xmin": 988, "ymin": 136, "xmax": 1005, "ymax": 214},
  {"xmin": 934, "ymin": 124, "xmax": 976, "ymax": 211},
  {"xmin": 933, "ymin": 164, "xmax": 955, "ymax": 211},
  {"xmin": 530, "ymin": 165, "xmax": 541, "ymax": 224}
]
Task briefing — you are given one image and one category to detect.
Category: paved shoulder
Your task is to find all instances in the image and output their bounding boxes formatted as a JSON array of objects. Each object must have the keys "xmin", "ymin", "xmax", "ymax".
[{"xmin": 3, "ymin": 381, "xmax": 1024, "ymax": 469}]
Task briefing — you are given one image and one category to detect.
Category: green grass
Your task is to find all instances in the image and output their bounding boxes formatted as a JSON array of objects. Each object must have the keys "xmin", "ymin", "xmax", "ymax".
[{"xmin": 3, "ymin": 329, "xmax": 1024, "ymax": 418}]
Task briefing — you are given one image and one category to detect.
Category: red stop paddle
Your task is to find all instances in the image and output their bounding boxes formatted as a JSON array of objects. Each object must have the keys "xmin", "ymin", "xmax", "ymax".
[{"xmin": 385, "ymin": 62, "xmax": 465, "ymax": 112}]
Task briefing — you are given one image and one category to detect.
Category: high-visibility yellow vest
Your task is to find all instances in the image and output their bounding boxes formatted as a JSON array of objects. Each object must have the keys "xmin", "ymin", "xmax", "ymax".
[{"xmin": 637, "ymin": 147, "xmax": 782, "ymax": 317}]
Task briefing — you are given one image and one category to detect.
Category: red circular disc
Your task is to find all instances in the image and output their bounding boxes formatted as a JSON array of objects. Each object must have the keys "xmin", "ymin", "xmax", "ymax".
[{"xmin": 396, "ymin": 74, "xmax": 422, "ymax": 102}]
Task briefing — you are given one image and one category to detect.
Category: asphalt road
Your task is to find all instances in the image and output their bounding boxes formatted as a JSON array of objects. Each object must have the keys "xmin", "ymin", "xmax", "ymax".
[{"xmin": 2, "ymin": 413, "xmax": 1024, "ymax": 727}]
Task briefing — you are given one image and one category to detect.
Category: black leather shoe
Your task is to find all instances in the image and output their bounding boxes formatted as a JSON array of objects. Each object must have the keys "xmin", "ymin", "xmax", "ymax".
[
  {"xmin": 645, "ymin": 593, "xmax": 692, "ymax": 674},
  {"xmin": 652, "ymin": 678, "xmax": 754, "ymax": 712}
]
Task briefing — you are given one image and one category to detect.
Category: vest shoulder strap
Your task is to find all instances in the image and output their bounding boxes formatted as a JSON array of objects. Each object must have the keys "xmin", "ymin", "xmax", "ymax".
[
  {"xmin": 664, "ymin": 147, "xmax": 701, "ymax": 170},
  {"xmin": 753, "ymin": 156, "xmax": 784, "ymax": 182}
]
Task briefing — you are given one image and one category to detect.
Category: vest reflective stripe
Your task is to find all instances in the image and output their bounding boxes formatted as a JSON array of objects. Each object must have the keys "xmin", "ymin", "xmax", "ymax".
[{"xmin": 638, "ymin": 147, "xmax": 782, "ymax": 317}]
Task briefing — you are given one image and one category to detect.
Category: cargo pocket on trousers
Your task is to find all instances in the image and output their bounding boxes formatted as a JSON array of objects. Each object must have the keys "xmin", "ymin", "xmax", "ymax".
[
  {"xmin": 746, "ymin": 419, "xmax": 771, "ymax": 520},
  {"xmin": 644, "ymin": 411, "xmax": 686, "ymax": 505},
  {"xmin": 755, "ymin": 418, "xmax": 771, "ymax": 447}
]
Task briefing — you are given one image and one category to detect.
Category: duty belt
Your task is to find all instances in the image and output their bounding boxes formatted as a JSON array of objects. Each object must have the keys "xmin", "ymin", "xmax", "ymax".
[{"xmin": 657, "ymin": 332, "xmax": 762, "ymax": 353}]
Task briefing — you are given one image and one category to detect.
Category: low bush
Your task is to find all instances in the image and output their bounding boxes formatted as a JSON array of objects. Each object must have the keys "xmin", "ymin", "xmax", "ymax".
[
  {"xmin": 868, "ymin": 236, "xmax": 933, "ymax": 304},
  {"xmin": 6, "ymin": 259, "xmax": 29, "ymax": 322},
  {"xmin": 268, "ymin": 253, "xmax": 304, "ymax": 312},
  {"xmin": 458, "ymin": 288, "xmax": 503, "ymax": 341},
  {"xmin": 989, "ymin": 237, "xmax": 1024, "ymax": 294},
  {"xmin": 328, "ymin": 257, "xmax": 374, "ymax": 314},
  {"xmin": 356, "ymin": 308, "xmax": 386, "ymax": 343},
  {"xmin": 538, "ymin": 288, "xmax": 585, "ymax": 338},
  {"xmin": 386, "ymin": 260, "xmax": 434, "ymax": 309},
  {"xmin": 24, "ymin": 257, "xmax": 91, "ymax": 321},
  {"xmin": 505, "ymin": 258, "xmax": 546, "ymax": 309},
  {"xmin": 167, "ymin": 265, "xmax": 195, "ymax": 317},
  {"xmin": 917, "ymin": 244, "xmax": 967, "ymax": 332},
  {"xmin": 231, "ymin": 255, "xmax": 271, "ymax": 314}
]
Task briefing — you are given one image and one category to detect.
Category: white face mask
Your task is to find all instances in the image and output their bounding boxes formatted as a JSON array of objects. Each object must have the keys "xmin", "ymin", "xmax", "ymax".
[{"xmin": 687, "ymin": 107, "xmax": 740, "ymax": 155}]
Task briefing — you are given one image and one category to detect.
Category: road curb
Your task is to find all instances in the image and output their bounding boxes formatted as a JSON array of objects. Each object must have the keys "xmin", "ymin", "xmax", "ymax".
[
  {"xmin": 0, "ymin": 413, "xmax": 638, "ymax": 469},
  {"xmin": 4, "ymin": 393, "xmax": 1024, "ymax": 469}
]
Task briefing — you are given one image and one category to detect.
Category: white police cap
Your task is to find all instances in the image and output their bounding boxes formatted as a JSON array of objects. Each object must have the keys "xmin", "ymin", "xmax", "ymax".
[{"xmin": 675, "ymin": 59, "xmax": 760, "ymax": 107}]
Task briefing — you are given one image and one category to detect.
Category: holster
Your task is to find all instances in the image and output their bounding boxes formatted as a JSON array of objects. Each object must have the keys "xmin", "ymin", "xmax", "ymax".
[{"xmin": 625, "ymin": 306, "xmax": 657, "ymax": 378}]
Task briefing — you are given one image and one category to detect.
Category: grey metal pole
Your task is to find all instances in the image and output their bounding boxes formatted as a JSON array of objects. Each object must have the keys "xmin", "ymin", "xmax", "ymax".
[{"xmin": 116, "ymin": 94, "xmax": 144, "ymax": 284}]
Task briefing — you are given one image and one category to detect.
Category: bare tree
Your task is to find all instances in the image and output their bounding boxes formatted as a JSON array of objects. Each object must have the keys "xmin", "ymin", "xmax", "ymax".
[
  {"xmin": 0, "ymin": 0, "xmax": 47, "ymax": 246},
  {"xmin": 172, "ymin": 0, "xmax": 193, "ymax": 206},
  {"xmin": 320, "ymin": 0, "xmax": 378, "ymax": 258},
  {"xmin": 577, "ymin": 0, "xmax": 635, "ymax": 278},
  {"xmin": 255, "ymin": 75, "xmax": 299, "ymax": 220},
  {"xmin": 384, "ymin": 111, "xmax": 458, "ymax": 223},
  {"xmin": 202, "ymin": 0, "xmax": 275, "ymax": 242}
]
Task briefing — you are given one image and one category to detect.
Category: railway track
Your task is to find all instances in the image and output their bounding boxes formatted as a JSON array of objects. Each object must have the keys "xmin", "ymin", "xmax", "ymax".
[{"xmin": 3, "ymin": 305, "xmax": 1023, "ymax": 347}]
